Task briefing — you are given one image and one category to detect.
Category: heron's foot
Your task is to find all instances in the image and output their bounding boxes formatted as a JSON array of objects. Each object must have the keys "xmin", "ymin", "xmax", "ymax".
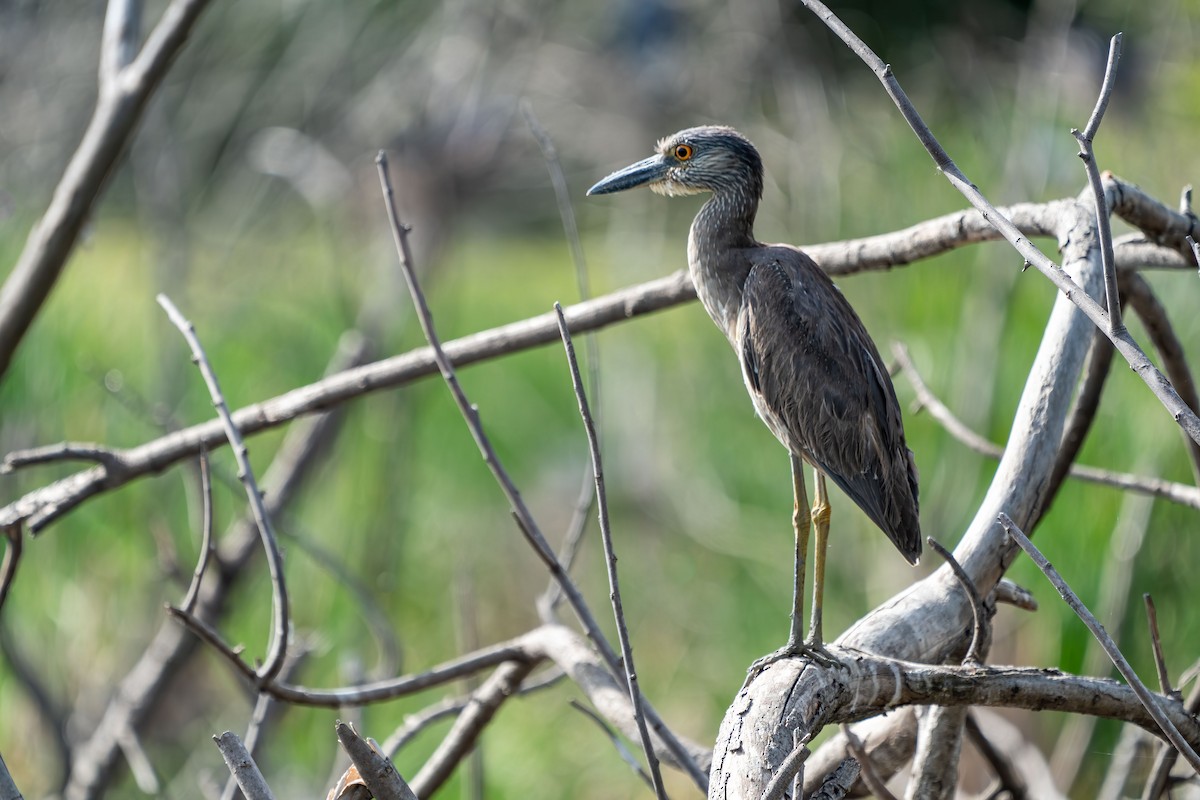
[{"xmin": 741, "ymin": 638, "xmax": 841, "ymax": 691}]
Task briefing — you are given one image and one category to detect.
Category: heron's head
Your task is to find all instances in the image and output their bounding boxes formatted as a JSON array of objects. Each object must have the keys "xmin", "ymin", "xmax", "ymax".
[{"xmin": 587, "ymin": 126, "xmax": 763, "ymax": 201}]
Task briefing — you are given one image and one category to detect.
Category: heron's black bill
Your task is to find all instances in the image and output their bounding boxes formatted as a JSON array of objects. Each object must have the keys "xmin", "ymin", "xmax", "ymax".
[{"xmin": 587, "ymin": 155, "xmax": 669, "ymax": 195}]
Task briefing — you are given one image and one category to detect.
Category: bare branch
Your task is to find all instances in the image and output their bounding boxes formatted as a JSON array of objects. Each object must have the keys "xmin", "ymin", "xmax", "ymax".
[
  {"xmin": 555, "ymin": 303, "xmax": 666, "ymax": 798},
  {"xmin": 842, "ymin": 725, "xmax": 897, "ymax": 800},
  {"xmin": 1073, "ymin": 33, "xmax": 1125, "ymax": 333},
  {"xmin": 567, "ymin": 700, "xmax": 654, "ymax": 789},
  {"xmin": 999, "ymin": 513, "xmax": 1200, "ymax": 774},
  {"xmin": 1144, "ymin": 595, "xmax": 1173, "ymax": 697},
  {"xmin": 100, "ymin": 0, "xmax": 141, "ymax": 88},
  {"xmin": 907, "ymin": 706, "xmax": 966, "ymax": 800},
  {"xmin": 212, "ymin": 733, "xmax": 273, "ymax": 800},
  {"xmin": 181, "ymin": 450, "xmax": 213, "ymax": 614},
  {"xmin": 1143, "ymin": 673, "xmax": 1200, "ymax": 800},
  {"xmin": 0, "ymin": 0, "xmax": 214, "ymax": 380},
  {"xmin": 1121, "ymin": 271, "xmax": 1200, "ymax": 483},
  {"xmin": 964, "ymin": 712, "xmax": 1027, "ymax": 800},
  {"xmin": 926, "ymin": 537, "xmax": 987, "ymax": 665},
  {"xmin": 0, "ymin": 526, "xmax": 21, "ymax": 616},
  {"xmin": 335, "ymin": 723, "xmax": 418, "ymax": 800},
  {"xmin": 65, "ymin": 332, "xmax": 364, "ymax": 800},
  {"xmin": 157, "ymin": 295, "xmax": 290, "ymax": 683},
  {"xmin": 759, "ymin": 732, "xmax": 811, "ymax": 800},
  {"xmin": 893, "ymin": 342, "xmax": 1200, "ymax": 509},
  {"xmin": 410, "ymin": 661, "xmax": 533, "ymax": 797}
]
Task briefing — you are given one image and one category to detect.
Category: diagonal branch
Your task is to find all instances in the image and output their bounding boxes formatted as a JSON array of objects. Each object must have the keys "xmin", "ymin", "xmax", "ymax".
[
  {"xmin": 799, "ymin": 0, "xmax": 1200, "ymax": 449},
  {"xmin": 0, "ymin": 0, "xmax": 214, "ymax": 380}
]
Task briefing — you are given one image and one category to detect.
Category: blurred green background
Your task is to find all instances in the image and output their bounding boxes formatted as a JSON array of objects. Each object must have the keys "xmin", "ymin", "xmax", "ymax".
[{"xmin": 2, "ymin": 0, "xmax": 1199, "ymax": 797}]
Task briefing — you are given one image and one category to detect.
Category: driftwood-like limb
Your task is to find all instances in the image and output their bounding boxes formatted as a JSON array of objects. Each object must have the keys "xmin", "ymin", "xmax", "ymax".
[
  {"xmin": 157, "ymin": 295, "xmax": 290, "ymax": 683},
  {"xmin": 0, "ymin": 0, "xmax": 214, "ymax": 380},
  {"xmin": 809, "ymin": 759, "xmax": 861, "ymax": 800},
  {"xmin": 375, "ymin": 152, "xmax": 707, "ymax": 790},
  {"xmin": 212, "ymin": 732, "xmax": 274, "ymax": 800},
  {"xmin": 555, "ymin": 303, "xmax": 667, "ymax": 798},
  {"xmin": 906, "ymin": 706, "xmax": 965, "ymax": 800},
  {"xmin": 1073, "ymin": 33, "xmax": 1125, "ymax": 334},
  {"xmin": 1039, "ymin": 326, "xmax": 1114, "ymax": 523},
  {"xmin": 1000, "ymin": 513, "xmax": 1200, "ymax": 774},
  {"xmin": 335, "ymin": 723, "xmax": 418, "ymax": 800}
]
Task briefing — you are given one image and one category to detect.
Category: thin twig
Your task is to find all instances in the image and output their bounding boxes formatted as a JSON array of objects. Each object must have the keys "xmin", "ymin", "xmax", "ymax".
[
  {"xmin": 212, "ymin": 732, "xmax": 275, "ymax": 800},
  {"xmin": 0, "ymin": 526, "xmax": 21, "ymax": 615},
  {"xmin": 1188, "ymin": 235, "xmax": 1200, "ymax": 271},
  {"xmin": 1072, "ymin": 33, "xmax": 1124, "ymax": 334},
  {"xmin": 555, "ymin": 302, "xmax": 667, "ymax": 798},
  {"xmin": 181, "ymin": 449, "xmax": 214, "ymax": 613},
  {"xmin": 1142, "ymin": 674, "xmax": 1200, "ymax": 800},
  {"xmin": 568, "ymin": 700, "xmax": 654, "ymax": 789},
  {"xmin": 893, "ymin": 342, "xmax": 1200, "ymax": 509},
  {"xmin": 1143, "ymin": 595, "xmax": 1172, "ymax": 696},
  {"xmin": 157, "ymin": 295, "xmax": 290, "ymax": 683},
  {"xmin": 998, "ymin": 512, "xmax": 1200, "ymax": 774},
  {"xmin": 1122, "ymin": 271, "xmax": 1200, "ymax": 484},
  {"xmin": 374, "ymin": 151, "xmax": 708, "ymax": 790},
  {"xmin": 799, "ymin": 0, "xmax": 1200, "ymax": 448},
  {"xmin": 842, "ymin": 724, "xmax": 898, "ymax": 800},
  {"xmin": 760, "ymin": 732, "xmax": 812, "ymax": 800},
  {"xmin": 927, "ymin": 537, "xmax": 987, "ymax": 665},
  {"xmin": 964, "ymin": 712, "xmax": 1027, "ymax": 800}
]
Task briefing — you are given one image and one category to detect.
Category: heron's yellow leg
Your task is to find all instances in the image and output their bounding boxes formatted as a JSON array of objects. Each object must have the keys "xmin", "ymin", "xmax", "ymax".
[
  {"xmin": 787, "ymin": 455, "xmax": 810, "ymax": 651},
  {"xmin": 808, "ymin": 470, "xmax": 831, "ymax": 647}
]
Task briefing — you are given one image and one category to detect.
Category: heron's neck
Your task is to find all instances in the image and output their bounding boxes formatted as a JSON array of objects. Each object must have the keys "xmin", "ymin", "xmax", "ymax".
[{"xmin": 687, "ymin": 188, "xmax": 760, "ymax": 339}]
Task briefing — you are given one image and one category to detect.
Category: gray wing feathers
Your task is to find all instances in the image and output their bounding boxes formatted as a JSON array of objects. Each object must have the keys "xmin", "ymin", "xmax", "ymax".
[{"xmin": 737, "ymin": 255, "xmax": 921, "ymax": 564}]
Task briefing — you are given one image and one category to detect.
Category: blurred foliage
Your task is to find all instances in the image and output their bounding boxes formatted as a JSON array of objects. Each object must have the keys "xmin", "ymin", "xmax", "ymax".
[{"xmin": 2, "ymin": 0, "xmax": 1200, "ymax": 797}]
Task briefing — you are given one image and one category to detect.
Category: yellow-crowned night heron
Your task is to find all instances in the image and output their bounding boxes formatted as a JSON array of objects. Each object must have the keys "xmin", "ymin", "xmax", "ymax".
[{"xmin": 589, "ymin": 126, "xmax": 920, "ymax": 659}]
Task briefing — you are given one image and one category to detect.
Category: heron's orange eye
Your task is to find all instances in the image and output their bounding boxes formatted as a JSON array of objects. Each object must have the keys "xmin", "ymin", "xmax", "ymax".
[{"xmin": 673, "ymin": 144, "xmax": 693, "ymax": 161}]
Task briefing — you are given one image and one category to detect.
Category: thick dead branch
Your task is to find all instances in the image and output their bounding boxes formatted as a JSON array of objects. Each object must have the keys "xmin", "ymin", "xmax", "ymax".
[
  {"xmin": 711, "ymin": 649, "xmax": 1200, "ymax": 798},
  {"xmin": 212, "ymin": 732, "xmax": 273, "ymax": 800},
  {"xmin": 0, "ymin": 0, "xmax": 215, "ymax": 380},
  {"xmin": 335, "ymin": 723, "xmax": 418, "ymax": 800}
]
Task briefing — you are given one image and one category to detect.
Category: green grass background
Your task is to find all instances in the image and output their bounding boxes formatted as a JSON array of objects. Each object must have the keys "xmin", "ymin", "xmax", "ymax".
[{"xmin": 3, "ymin": 6, "xmax": 1200, "ymax": 798}]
